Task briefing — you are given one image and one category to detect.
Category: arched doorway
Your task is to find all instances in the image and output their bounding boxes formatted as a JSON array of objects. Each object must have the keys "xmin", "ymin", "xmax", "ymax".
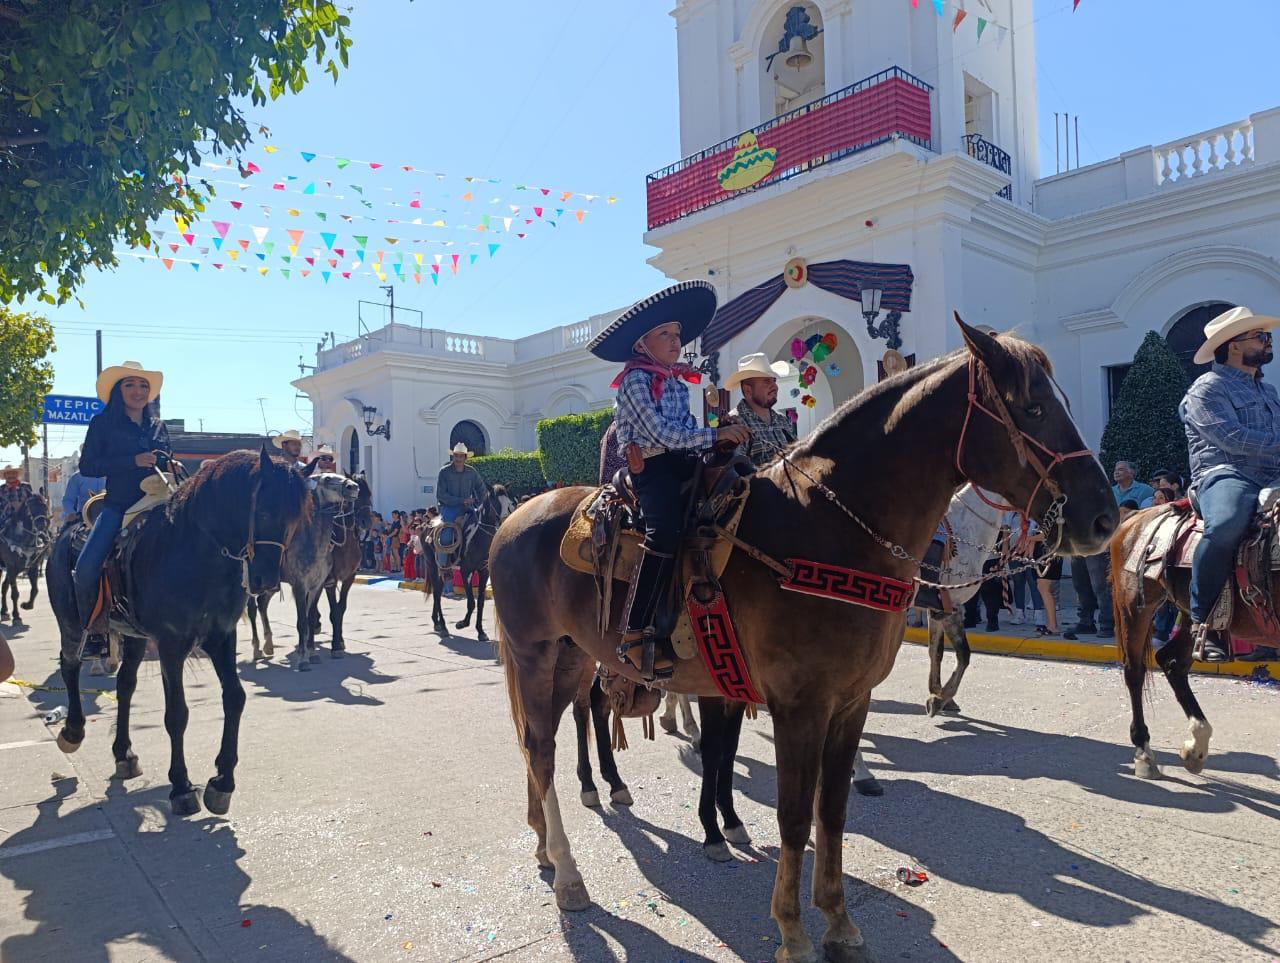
[
  {"xmin": 755, "ymin": 317, "xmax": 864, "ymax": 441},
  {"xmin": 343, "ymin": 426, "xmax": 359, "ymax": 474},
  {"xmin": 449, "ymin": 419, "xmax": 488, "ymax": 456},
  {"xmin": 1167, "ymin": 301, "xmax": 1234, "ymax": 381}
]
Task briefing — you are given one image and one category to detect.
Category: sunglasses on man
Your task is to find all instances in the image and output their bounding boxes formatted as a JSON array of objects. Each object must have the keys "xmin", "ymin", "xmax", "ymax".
[{"xmin": 1232, "ymin": 330, "xmax": 1274, "ymax": 346}]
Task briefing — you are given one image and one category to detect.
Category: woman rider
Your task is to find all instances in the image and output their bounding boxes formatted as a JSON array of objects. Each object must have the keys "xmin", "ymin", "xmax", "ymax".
[
  {"xmin": 587, "ymin": 281, "xmax": 749, "ymax": 679},
  {"xmin": 74, "ymin": 361, "xmax": 171, "ymax": 653}
]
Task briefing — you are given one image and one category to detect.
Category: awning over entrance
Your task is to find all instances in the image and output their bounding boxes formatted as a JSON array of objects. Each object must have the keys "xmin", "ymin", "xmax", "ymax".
[{"xmin": 701, "ymin": 259, "xmax": 914, "ymax": 354}]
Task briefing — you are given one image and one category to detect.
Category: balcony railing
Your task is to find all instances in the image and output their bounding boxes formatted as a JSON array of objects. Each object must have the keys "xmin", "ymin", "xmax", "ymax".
[
  {"xmin": 646, "ymin": 66, "xmax": 933, "ymax": 230},
  {"xmin": 1156, "ymin": 118, "xmax": 1254, "ymax": 186},
  {"xmin": 964, "ymin": 133, "xmax": 1013, "ymax": 200}
]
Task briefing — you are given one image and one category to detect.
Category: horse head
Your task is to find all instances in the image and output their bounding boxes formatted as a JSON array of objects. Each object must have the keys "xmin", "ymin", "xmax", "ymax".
[
  {"xmin": 953, "ymin": 316, "xmax": 1117, "ymax": 556},
  {"xmin": 309, "ymin": 469, "xmax": 360, "ymax": 515},
  {"xmin": 487, "ymin": 485, "xmax": 515, "ymax": 526},
  {"xmin": 2, "ymin": 492, "xmax": 49, "ymax": 558},
  {"xmin": 349, "ymin": 472, "xmax": 374, "ymax": 539}
]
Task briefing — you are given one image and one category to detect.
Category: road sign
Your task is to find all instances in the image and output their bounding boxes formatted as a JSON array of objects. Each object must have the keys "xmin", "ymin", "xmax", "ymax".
[{"xmin": 41, "ymin": 394, "xmax": 103, "ymax": 425}]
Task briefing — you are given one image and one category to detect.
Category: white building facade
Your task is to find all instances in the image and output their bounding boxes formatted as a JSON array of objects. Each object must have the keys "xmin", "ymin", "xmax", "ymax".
[{"xmin": 297, "ymin": 0, "xmax": 1280, "ymax": 514}]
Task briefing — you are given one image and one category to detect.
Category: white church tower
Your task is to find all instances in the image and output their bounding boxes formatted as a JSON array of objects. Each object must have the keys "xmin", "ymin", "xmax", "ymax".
[{"xmin": 644, "ymin": 0, "xmax": 1040, "ymax": 431}]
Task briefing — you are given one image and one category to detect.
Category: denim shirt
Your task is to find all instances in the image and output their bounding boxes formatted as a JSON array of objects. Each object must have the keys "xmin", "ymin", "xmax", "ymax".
[{"xmin": 1180, "ymin": 363, "xmax": 1280, "ymax": 489}]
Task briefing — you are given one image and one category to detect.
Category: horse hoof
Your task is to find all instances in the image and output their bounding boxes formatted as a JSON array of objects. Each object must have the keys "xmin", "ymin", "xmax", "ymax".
[
  {"xmin": 56, "ymin": 730, "xmax": 83, "ymax": 754},
  {"xmin": 89, "ymin": 659, "xmax": 106, "ymax": 677},
  {"xmin": 113, "ymin": 755, "xmax": 142, "ymax": 780},
  {"xmin": 1180, "ymin": 747, "xmax": 1207, "ymax": 775},
  {"xmin": 203, "ymin": 785, "xmax": 233, "ymax": 815},
  {"xmin": 308, "ymin": 653, "xmax": 321, "ymax": 664},
  {"xmin": 535, "ymin": 848, "xmax": 554, "ymax": 870},
  {"xmin": 610, "ymin": 788, "xmax": 633, "ymax": 807},
  {"xmin": 1134, "ymin": 755, "xmax": 1162, "ymax": 780},
  {"xmin": 659, "ymin": 715, "xmax": 678, "ymax": 734},
  {"xmin": 941, "ymin": 699, "xmax": 961, "ymax": 714},
  {"xmin": 580, "ymin": 790, "xmax": 601, "ymax": 808},
  {"xmin": 476, "ymin": 631, "xmax": 489, "ymax": 643},
  {"xmin": 554, "ymin": 879, "xmax": 591, "ymax": 912},
  {"xmin": 171, "ymin": 791, "xmax": 202, "ymax": 817},
  {"xmin": 331, "ymin": 648, "xmax": 346, "ymax": 660},
  {"xmin": 454, "ymin": 621, "xmax": 467, "ymax": 631},
  {"xmin": 297, "ymin": 660, "xmax": 311, "ymax": 672},
  {"xmin": 822, "ymin": 936, "xmax": 875, "ymax": 963},
  {"xmin": 704, "ymin": 841, "xmax": 734, "ymax": 862},
  {"xmin": 723, "ymin": 823, "xmax": 751, "ymax": 845},
  {"xmin": 853, "ymin": 776, "xmax": 884, "ymax": 797},
  {"xmin": 263, "ymin": 644, "xmax": 274, "ymax": 658},
  {"xmin": 925, "ymin": 696, "xmax": 942, "ymax": 717}
]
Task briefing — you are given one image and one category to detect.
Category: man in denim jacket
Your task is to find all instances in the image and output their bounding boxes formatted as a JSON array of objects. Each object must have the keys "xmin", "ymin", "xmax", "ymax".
[{"xmin": 1178, "ymin": 306, "xmax": 1280, "ymax": 662}]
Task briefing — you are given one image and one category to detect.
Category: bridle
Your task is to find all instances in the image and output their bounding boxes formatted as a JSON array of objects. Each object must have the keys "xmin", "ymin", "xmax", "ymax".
[
  {"xmin": 955, "ymin": 355, "xmax": 1095, "ymax": 555},
  {"xmin": 204, "ymin": 478, "xmax": 293, "ymax": 591}
]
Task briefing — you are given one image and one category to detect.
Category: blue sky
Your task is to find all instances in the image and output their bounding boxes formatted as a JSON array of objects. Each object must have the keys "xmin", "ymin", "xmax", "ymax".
[{"xmin": 9, "ymin": 0, "xmax": 1280, "ymax": 464}]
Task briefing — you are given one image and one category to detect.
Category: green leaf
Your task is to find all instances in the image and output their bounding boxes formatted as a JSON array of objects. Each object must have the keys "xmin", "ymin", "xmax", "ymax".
[{"xmin": 22, "ymin": 178, "xmax": 41, "ymax": 188}]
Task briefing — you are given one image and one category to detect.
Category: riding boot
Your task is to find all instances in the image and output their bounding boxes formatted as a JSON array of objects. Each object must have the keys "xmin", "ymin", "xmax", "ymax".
[
  {"xmin": 618, "ymin": 549, "xmax": 675, "ymax": 681},
  {"xmin": 72, "ymin": 569, "xmax": 106, "ymax": 659},
  {"xmin": 1190, "ymin": 620, "xmax": 1230, "ymax": 663}
]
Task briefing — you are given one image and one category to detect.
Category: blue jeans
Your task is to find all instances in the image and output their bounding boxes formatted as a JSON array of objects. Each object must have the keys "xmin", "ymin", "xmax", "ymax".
[
  {"xmin": 436, "ymin": 504, "xmax": 464, "ymax": 568},
  {"xmin": 1189, "ymin": 471, "xmax": 1259, "ymax": 624},
  {"xmin": 73, "ymin": 505, "xmax": 123, "ymax": 627}
]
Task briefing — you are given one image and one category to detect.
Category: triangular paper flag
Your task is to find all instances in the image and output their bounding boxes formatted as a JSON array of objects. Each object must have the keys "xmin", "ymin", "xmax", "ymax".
[
  {"xmin": 281, "ymin": 255, "xmax": 292, "ymax": 264},
  {"xmin": 262, "ymin": 242, "xmax": 275, "ymax": 255},
  {"xmin": 256, "ymin": 253, "xmax": 266, "ymax": 262},
  {"xmin": 461, "ymin": 192, "xmax": 473, "ymax": 201},
  {"xmin": 305, "ymin": 257, "xmax": 315, "ymax": 266},
  {"xmin": 264, "ymin": 145, "xmax": 278, "ymax": 153},
  {"xmin": 287, "ymin": 208, "xmax": 300, "ymax": 216},
  {"xmin": 413, "ymin": 274, "xmax": 421, "ymax": 284},
  {"xmin": 303, "ymin": 183, "xmax": 316, "ymax": 194},
  {"xmin": 191, "ymin": 263, "xmax": 200, "ymax": 272},
  {"xmin": 335, "ymin": 157, "xmax": 350, "ymax": 169},
  {"xmin": 334, "ymin": 247, "xmax": 344, "ymax": 257},
  {"xmin": 252, "ymin": 225, "xmax": 269, "ymax": 243},
  {"xmin": 431, "ymin": 274, "xmax": 438, "ymax": 286},
  {"xmin": 238, "ymin": 239, "xmax": 250, "ymax": 250},
  {"xmin": 321, "ymin": 232, "xmax": 336, "ymax": 249},
  {"xmin": 369, "ymin": 162, "xmax": 383, "ymax": 170},
  {"xmin": 213, "ymin": 263, "xmax": 224, "ymax": 270},
  {"xmin": 561, "ymin": 191, "xmax": 573, "ymax": 202},
  {"xmin": 259, "ymin": 267, "xmax": 269, "ymax": 276},
  {"xmin": 301, "ymin": 151, "xmax": 316, "ymax": 162},
  {"xmin": 575, "ymin": 210, "xmax": 584, "ymax": 223},
  {"xmin": 469, "ymin": 254, "xmax": 478, "ymax": 264},
  {"xmin": 533, "ymin": 207, "xmax": 543, "ymax": 217},
  {"xmin": 953, "ymin": 9, "xmax": 967, "ymax": 30},
  {"xmin": 450, "ymin": 254, "xmax": 459, "ymax": 274},
  {"xmin": 212, "ymin": 221, "xmax": 231, "ymax": 238},
  {"xmin": 281, "ymin": 269, "xmax": 290, "ymax": 279},
  {"xmin": 488, "ymin": 244, "xmax": 500, "ymax": 257},
  {"xmin": 977, "ymin": 17, "xmax": 987, "ymax": 38},
  {"xmin": 353, "ymin": 235, "xmax": 368, "ymax": 247},
  {"xmin": 503, "ymin": 217, "xmax": 513, "ymax": 231},
  {"xmin": 316, "ymin": 212, "xmax": 328, "ymax": 221},
  {"xmin": 198, "ymin": 246, "xmax": 208, "ymax": 255},
  {"xmin": 322, "ymin": 271, "xmax": 332, "ymax": 282},
  {"xmin": 162, "ymin": 258, "xmax": 174, "ymax": 270},
  {"xmin": 540, "ymin": 188, "xmax": 551, "ymax": 196},
  {"xmin": 328, "ymin": 258, "xmax": 338, "ymax": 268},
  {"xmin": 342, "ymin": 271, "xmax": 351, "ymax": 279},
  {"xmin": 301, "ymin": 270, "xmax": 311, "ymax": 277},
  {"xmin": 431, "ymin": 219, "xmax": 446, "ymax": 227},
  {"xmin": 168, "ymin": 243, "xmax": 179, "ymax": 253},
  {"xmin": 414, "ymin": 252, "xmax": 423, "ymax": 265},
  {"xmin": 607, "ymin": 196, "xmax": 617, "ymax": 204},
  {"xmin": 384, "ymin": 236, "xmax": 399, "ymax": 244},
  {"xmin": 288, "ymin": 245, "xmax": 297, "ymax": 256},
  {"xmin": 230, "ymin": 200, "xmax": 243, "ymax": 210},
  {"xmin": 932, "ymin": 0, "xmax": 943, "ymax": 14},
  {"xmin": 245, "ymin": 161, "xmax": 261, "ymax": 174},
  {"xmin": 431, "ymin": 264, "xmax": 440, "ymax": 275},
  {"xmin": 288, "ymin": 229, "xmax": 304, "ymax": 246},
  {"xmin": 410, "ymin": 199, "xmax": 421, "ymax": 208},
  {"xmin": 229, "ymin": 250, "xmax": 240, "ymax": 261}
]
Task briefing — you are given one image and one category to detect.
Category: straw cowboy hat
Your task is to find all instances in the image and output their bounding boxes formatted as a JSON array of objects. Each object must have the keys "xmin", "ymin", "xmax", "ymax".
[
  {"xmin": 273, "ymin": 429, "xmax": 303, "ymax": 449},
  {"xmin": 449, "ymin": 442, "xmax": 473, "ymax": 458},
  {"xmin": 1194, "ymin": 306, "xmax": 1280, "ymax": 364},
  {"xmin": 587, "ymin": 280, "xmax": 718, "ymax": 363},
  {"xmin": 1, "ymin": 465, "xmax": 21, "ymax": 479},
  {"xmin": 312, "ymin": 443, "xmax": 335, "ymax": 457},
  {"xmin": 724, "ymin": 352, "xmax": 792, "ymax": 391},
  {"xmin": 96, "ymin": 360, "xmax": 163, "ymax": 404}
]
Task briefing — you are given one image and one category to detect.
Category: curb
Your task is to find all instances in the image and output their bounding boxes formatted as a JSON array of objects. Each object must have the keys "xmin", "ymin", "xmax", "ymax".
[
  {"xmin": 396, "ymin": 579, "xmax": 493, "ymax": 599},
  {"xmin": 902, "ymin": 626, "xmax": 1278, "ymax": 681}
]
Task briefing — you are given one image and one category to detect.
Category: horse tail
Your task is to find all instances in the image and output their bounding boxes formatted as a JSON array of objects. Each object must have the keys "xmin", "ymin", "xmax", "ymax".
[
  {"xmin": 1109, "ymin": 516, "xmax": 1152, "ymax": 681},
  {"xmin": 495, "ymin": 614, "xmax": 544, "ymax": 798}
]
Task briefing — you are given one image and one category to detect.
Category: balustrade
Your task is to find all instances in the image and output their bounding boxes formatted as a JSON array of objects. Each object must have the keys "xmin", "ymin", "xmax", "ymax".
[{"xmin": 1156, "ymin": 120, "xmax": 1254, "ymax": 186}]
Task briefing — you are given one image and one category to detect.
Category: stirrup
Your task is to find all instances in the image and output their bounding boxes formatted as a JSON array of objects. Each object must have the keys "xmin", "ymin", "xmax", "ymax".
[
  {"xmin": 1190, "ymin": 622, "xmax": 1230, "ymax": 663},
  {"xmin": 618, "ymin": 629, "xmax": 673, "ymax": 682}
]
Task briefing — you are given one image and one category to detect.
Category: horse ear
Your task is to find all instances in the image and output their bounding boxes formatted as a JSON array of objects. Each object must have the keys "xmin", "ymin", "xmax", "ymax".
[
  {"xmin": 301, "ymin": 458, "xmax": 320, "ymax": 478},
  {"xmin": 259, "ymin": 444, "xmax": 272, "ymax": 472},
  {"xmin": 955, "ymin": 311, "xmax": 1013, "ymax": 377}
]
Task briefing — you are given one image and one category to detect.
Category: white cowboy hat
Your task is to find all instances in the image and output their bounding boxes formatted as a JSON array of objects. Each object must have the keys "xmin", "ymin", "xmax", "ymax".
[
  {"xmin": 1194, "ymin": 306, "xmax": 1280, "ymax": 364},
  {"xmin": 96, "ymin": 360, "xmax": 163, "ymax": 404},
  {"xmin": 312, "ymin": 443, "xmax": 335, "ymax": 457},
  {"xmin": 273, "ymin": 429, "xmax": 303, "ymax": 449},
  {"xmin": 449, "ymin": 442, "xmax": 473, "ymax": 458},
  {"xmin": 724, "ymin": 352, "xmax": 792, "ymax": 391}
]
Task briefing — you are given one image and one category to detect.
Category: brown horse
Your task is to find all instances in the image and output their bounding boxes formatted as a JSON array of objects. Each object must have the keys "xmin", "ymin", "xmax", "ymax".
[
  {"xmin": 490, "ymin": 321, "xmax": 1117, "ymax": 963},
  {"xmin": 1111, "ymin": 506, "xmax": 1254, "ymax": 779}
]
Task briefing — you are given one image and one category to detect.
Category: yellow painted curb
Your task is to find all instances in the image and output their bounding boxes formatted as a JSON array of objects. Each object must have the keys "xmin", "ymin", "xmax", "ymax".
[
  {"xmin": 396, "ymin": 579, "xmax": 493, "ymax": 599},
  {"xmin": 902, "ymin": 626, "xmax": 1277, "ymax": 679}
]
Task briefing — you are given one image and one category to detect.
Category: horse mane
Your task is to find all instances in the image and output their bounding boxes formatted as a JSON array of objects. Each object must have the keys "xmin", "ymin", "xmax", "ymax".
[
  {"xmin": 167, "ymin": 450, "xmax": 312, "ymax": 529},
  {"xmin": 794, "ymin": 333, "xmax": 1052, "ymax": 458}
]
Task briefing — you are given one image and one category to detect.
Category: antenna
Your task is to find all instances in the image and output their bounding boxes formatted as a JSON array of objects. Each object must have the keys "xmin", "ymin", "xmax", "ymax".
[{"xmin": 256, "ymin": 398, "xmax": 269, "ymax": 436}]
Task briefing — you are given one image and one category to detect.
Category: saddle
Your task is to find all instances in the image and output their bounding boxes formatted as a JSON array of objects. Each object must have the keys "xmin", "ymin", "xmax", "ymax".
[
  {"xmin": 559, "ymin": 449, "xmax": 754, "ymax": 662},
  {"xmin": 82, "ymin": 473, "xmax": 174, "ymax": 530},
  {"xmin": 1125, "ymin": 493, "xmax": 1280, "ymax": 641}
]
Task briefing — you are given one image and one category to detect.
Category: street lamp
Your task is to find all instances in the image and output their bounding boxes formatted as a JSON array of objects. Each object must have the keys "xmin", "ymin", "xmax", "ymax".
[
  {"xmin": 860, "ymin": 286, "xmax": 903, "ymax": 351},
  {"xmin": 361, "ymin": 404, "xmax": 391, "ymax": 441}
]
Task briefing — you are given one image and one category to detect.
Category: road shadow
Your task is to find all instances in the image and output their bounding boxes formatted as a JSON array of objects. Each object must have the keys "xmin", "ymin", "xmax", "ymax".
[
  {"xmin": 0, "ymin": 777, "xmax": 354, "ymax": 962},
  {"xmin": 240, "ymin": 650, "xmax": 395, "ymax": 707}
]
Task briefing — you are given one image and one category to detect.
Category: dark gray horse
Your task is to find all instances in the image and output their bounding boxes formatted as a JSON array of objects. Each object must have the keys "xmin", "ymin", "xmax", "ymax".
[
  {"xmin": 427, "ymin": 486, "xmax": 513, "ymax": 642},
  {"xmin": 0, "ymin": 488, "xmax": 50, "ymax": 621}
]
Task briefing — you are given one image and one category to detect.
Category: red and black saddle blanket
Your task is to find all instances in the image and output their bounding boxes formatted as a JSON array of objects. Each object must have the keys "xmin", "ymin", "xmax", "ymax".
[{"xmin": 685, "ymin": 560, "xmax": 915, "ymax": 705}]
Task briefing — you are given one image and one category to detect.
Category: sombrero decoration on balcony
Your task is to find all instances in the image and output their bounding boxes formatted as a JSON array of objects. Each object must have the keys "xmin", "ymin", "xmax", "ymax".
[
  {"xmin": 586, "ymin": 280, "xmax": 719, "ymax": 363},
  {"xmin": 718, "ymin": 133, "xmax": 777, "ymax": 192}
]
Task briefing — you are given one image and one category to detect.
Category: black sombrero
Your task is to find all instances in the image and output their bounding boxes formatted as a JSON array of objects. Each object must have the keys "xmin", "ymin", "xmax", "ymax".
[{"xmin": 586, "ymin": 280, "xmax": 718, "ymax": 362}]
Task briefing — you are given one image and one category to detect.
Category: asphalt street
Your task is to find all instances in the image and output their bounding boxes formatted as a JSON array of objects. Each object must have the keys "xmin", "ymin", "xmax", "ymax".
[{"xmin": 1, "ymin": 581, "xmax": 1277, "ymax": 962}]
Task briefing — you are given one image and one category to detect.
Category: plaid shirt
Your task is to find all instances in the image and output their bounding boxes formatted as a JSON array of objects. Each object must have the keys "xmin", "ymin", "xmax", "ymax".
[
  {"xmin": 614, "ymin": 369, "xmax": 717, "ymax": 455},
  {"xmin": 1180, "ymin": 362, "xmax": 1280, "ymax": 488},
  {"xmin": 734, "ymin": 399, "xmax": 796, "ymax": 467}
]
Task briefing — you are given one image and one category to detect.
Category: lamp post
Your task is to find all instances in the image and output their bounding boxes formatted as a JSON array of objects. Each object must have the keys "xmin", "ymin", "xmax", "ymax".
[
  {"xmin": 860, "ymin": 286, "xmax": 903, "ymax": 351},
  {"xmin": 361, "ymin": 404, "xmax": 391, "ymax": 441}
]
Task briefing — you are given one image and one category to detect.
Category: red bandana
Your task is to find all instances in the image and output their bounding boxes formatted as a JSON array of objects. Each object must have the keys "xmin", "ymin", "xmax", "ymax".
[{"xmin": 610, "ymin": 359, "xmax": 702, "ymax": 402}]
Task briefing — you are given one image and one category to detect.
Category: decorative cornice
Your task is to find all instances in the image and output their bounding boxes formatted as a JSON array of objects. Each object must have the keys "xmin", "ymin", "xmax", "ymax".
[
  {"xmin": 728, "ymin": 41, "xmax": 753, "ymax": 69},
  {"xmin": 1061, "ymin": 308, "xmax": 1123, "ymax": 333}
]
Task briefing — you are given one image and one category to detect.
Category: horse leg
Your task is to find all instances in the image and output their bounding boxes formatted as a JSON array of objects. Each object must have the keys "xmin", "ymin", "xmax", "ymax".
[
  {"xmin": 770, "ymin": 706, "xmax": 827, "ymax": 963},
  {"xmin": 474, "ymin": 569, "xmax": 489, "ymax": 643},
  {"xmin": 934, "ymin": 609, "xmax": 970, "ymax": 714},
  {"xmin": 573, "ymin": 685, "xmax": 600, "ymax": 808},
  {"xmin": 925, "ymin": 609, "xmax": 945, "ymax": 715},
  {"xmin": 247, "ymin": 594, "xmax": 263, "ymax": 660},
  {"xmin": 659, "ymin": 691, "xmax": 679, "ymax": 733},
  {"xmin": 589, "ymin": 676, "xmax": 631, "ymax": 805},
  {"xmin": 851, "ymin": 748, "xmax": 883, "ymax": 797},
  {"xmin": 292, "ymin": 590, "xmax": 314, "ymax": 671},
  {"xmin": 203, "ymin": 630, "xmax": 245, "ymax": 815},
  {"xmin": 716, "ymin": 701, "xmax": 749, "ymax": 845},
  {"xmin": 21, "ymin": 562, "xmax": 40, "ymax": 610},
  {"xmin": 309, "ymin": 598, "xmax": 322, "ymax": 639},
  {"xmin": 55, "ymin": 631, "xmax": 87, "ymax": 754},
  {"xmin": 1120, "ymin": 592, "xmax": 1162, "ymax": 778},
  {"xmin": 329, "ymin": 580, "xmax": 352, "ymax": 657},
  {"xmin": 109, "ymin": 636, "xmax": 147, "ymax": 779},
  {"xmin": 260, "ymin": 590, "xmax": 276, "ymax": 658},
  {"xmin": 681, "ymin": 694, "xmax": 700, "ymax": 747},
  {"xmin": 5, "ymin": 572, "xmax": 18, "ymax": 622},
  {"xmin": 1159, "ymin": 627, "xmax": 1212, "ymax": 774},
  {"xmin": 159, "ymin": 645, "xmax": 199, "ymax": 815},
  {"xmin": 812, "ymin": 698, "xmax": 874, "ymax": 963},
  {"xmin": 454, "ymin": 568, "xmax": 475, "ymax": 630},
  {"xmin": 698, "ymin": 696, "xmax": 732, "ymax": 860}
]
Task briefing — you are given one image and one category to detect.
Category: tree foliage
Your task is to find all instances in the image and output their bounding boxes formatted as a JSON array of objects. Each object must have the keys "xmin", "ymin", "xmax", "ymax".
[
  {"xmin": 0, "ymin": 305, "xmax": 55, "ymax": 450},
  {"xmin": 469, "ymin": 448, "xmax": 547, "ymax": 496},
  {"xmin": 0, "ymin": 0, "xmax": 352, "ymax": 305},
  {"xmin": 536, "ymin": 410, "xmax": 614, "ymax": 486},
  {"xmin": 1100, "ymin": 331, "xmax": 1191, "ymax": 481}
]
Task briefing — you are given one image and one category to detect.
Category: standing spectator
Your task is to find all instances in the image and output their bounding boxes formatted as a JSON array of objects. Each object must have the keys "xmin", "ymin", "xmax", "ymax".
[
  {"xmin": 1027, "ymin": 520, "xmax": 1062, "ymax": 635},
  {"xmin": 1060, "ymin": 462, "xmax": 1143, "ymax": 640},
  {"xmin": 1142, "ymin": 469, "xmax": 1184, "ymax": 508},
  {"xmin": 1112, "ymin": 460, "xmax": 1155, "ymax": 507},
  {"xmin": 61, "ymin": 468, "xmax": 104, "ymax": 526}
]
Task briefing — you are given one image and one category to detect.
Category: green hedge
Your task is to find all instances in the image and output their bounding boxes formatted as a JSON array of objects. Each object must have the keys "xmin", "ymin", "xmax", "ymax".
[
  {"xmin": 536, "ymin": 409, "xmax": 613, "ymax": 486},
  {"xmin": 1100, "ymin": 330, "xmax": 1191, "ymax": 481},
  {"xmin": 468, "ymin": 449, "xmax": 547, "ymax": 495}
]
